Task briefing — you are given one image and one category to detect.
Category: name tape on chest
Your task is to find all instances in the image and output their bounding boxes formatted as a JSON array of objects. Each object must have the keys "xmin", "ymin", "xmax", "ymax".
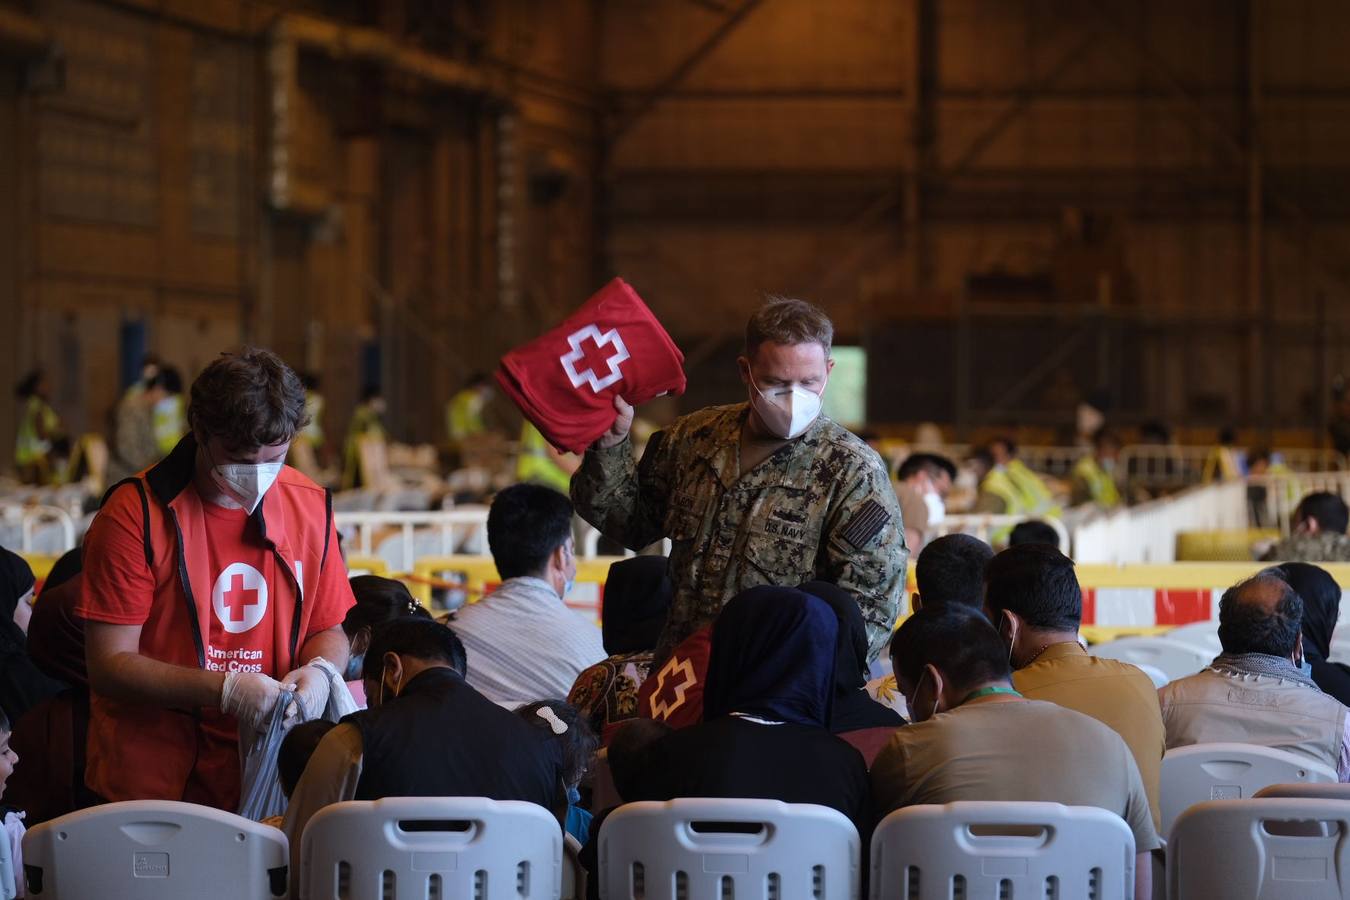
[{"xmin": 840, "ymin": 499, "xmax": 891, "ymax": 550}]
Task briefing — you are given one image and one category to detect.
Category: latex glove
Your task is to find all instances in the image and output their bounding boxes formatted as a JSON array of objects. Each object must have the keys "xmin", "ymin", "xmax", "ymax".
[
  {"xmin": 220, "ymin": 671, "xmax": 286, "ymax": 732},
  {"xmin": 281, "ymin": 659, "xmax": 332, "ymax": 722}
]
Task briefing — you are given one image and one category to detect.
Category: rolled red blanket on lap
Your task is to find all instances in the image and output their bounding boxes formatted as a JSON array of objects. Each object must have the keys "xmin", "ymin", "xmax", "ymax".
[{"xmin": 496, "ymin": 278, "xmax": 686, "ymax": 454}]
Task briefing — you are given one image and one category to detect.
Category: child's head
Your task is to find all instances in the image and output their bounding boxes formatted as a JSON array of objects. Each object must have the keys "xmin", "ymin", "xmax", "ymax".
[
  {"xmin": 516, "ymin": 700, "xmax": 598, "ymax": 791},
  {"xmin": 0, "ymin": 709, "xmax": 16, "ymax": 796},
  {"xmin": 607, "ymin": 718, "xmax": 672, "ymax": 802},
  {"xmin": 278, "ymin": 720, "xmax": 336, "ymax": 797}
]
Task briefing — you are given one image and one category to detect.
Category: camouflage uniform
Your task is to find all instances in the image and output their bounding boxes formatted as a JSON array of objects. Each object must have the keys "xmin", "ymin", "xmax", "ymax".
[
  {"xmin": 571, "ymin": 403, "xmax": 908, "ymax": 662},
  {"xmin": 1262, "ymin": 532, "xmax": 1350, "ymax": 563}
]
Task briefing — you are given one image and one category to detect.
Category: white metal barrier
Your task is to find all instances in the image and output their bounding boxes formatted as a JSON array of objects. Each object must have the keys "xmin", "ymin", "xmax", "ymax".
[
  {"xmin": 0, "ymin": 504, "xmax": 78, "ymax": 555},
  {"xmin": 1248, "ymin": 471, "xmax": 1350, "ymax": 535},
  {"xmin": 933, "ymin": 514, "xmax": 1071, "ymax": 550},
  {"xmin": 1071, "ymin": 481, "xmax": 1247, "ymax": 564}
]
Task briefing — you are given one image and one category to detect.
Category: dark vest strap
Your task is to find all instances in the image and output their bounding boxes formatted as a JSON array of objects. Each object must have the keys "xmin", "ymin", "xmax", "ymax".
[{"xmin": 99, "ymin": 478, "xmax": 154, "ymax": 570}]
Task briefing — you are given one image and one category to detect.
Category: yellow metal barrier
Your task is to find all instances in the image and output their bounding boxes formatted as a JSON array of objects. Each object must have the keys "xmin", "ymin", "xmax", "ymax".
[
  {"xmin": 1174, "ymin": 529, "xmax": 1280, "ymax": 562},
  {"xmin": 344, "ymin": 556, "xmax": 391, "ymax": 577},
  {"xmin": 21, "ymin": 554, "xmax": 58, "ymax": 591}
]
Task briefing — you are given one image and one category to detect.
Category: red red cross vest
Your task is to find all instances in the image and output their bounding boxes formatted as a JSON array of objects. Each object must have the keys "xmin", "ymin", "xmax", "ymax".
[{"xmin": 79, "ymin": 434, "xmax": 342, "ymax": 810}]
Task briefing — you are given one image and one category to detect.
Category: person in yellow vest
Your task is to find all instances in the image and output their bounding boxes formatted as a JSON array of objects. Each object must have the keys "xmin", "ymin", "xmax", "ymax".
[
  {"xmin": 342, "ymin": 385, "xmax": 387, "ymax": 490},
  {"xmin": 151, "ymin": 367, "xmax": 187, "ymax": 457},
  {"xmin": 515, "ymin": 422, "xmax": 578, "ymax": 493},
  {"xmin": 970, "ymin": 447, "xmax": 1025, "ymax": 516},
  {"xmin": 1202, "ymin": 426, "xmax": 1244, "ymax": 483},
  {"xmin": 446, "ymin": 373, "xmax": 493, "ymax": 449},
  {"xmin": 298, "ymin": 372, "xmax": 327, "ymax": 458},
  {"xmin": 1071, "ymin": 428, "xmax": 1122, "ymax": 509},
  {"xmin": 990, "ymin": 437, "xmax": 1056, "ymax": 515},
  {"xmin": 14, "ymin": 370, "xmax": 63, "ymax": 485}
]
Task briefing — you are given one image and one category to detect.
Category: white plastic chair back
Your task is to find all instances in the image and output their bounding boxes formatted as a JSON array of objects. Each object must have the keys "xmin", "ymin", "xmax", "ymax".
[
  {"xmin": 1160, "ymin": 742, "xmax": 1337, "ymax": 838},
  {"xmin": 1164, "ymin": 622, "xmax": 1223, "ymax": 656},
  {"xmin": 869, "ymin": 802, "xmax": 1135, "ymax": 900},
  {"xmin": 1254, "ymin": 782, "xmax": 1350, "ymax": 801},
  {"xmin": 1088, "ymin": 637, "xmax": 1211, "ymax": 681},
  {"xmin": 22, "ymin": 800, "xmax": 287, "ymax": 899},
  {"xmin": 1134, "ymin": 663, "xmax": 1170, "ymax": 688},
  {"xmin": 598, "ymin": 799, "xmax": 860, "ymax": 900},
  {"xmin": 300, "ymin": 798, "xmax": 561, "ymax": 899},
  {"xmin": 1169, "ymin": 798, "xmax": 1350, "ymax": 899},
  {"xmin": 562, "ymin": 833, "xmax": 584, "ymax": 900}
]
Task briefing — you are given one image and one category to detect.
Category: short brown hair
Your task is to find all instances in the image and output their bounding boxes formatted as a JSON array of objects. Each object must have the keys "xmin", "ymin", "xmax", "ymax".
[
  {"xmin": 188, "ymin": 347, "xmax": 308, "ymax": 452},
  {"xmin": 744, "ymin": 296, "xmax": 833, "ymax": 357}
]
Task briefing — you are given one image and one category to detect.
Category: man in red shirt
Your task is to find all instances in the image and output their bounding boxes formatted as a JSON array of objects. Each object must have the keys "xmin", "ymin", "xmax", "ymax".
[{"xmin": 78, "ymin": 348, "xmax": 354, "ymax": 811}]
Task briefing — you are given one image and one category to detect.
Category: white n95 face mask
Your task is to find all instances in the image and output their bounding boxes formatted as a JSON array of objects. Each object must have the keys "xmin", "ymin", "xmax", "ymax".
[
  {"xmin": 212, "ymin": 462, "xmax": 283, "ymax": 514},
  {"xmin": 750, "ymin": 378, "xmax": 824, "ymax": 440}
]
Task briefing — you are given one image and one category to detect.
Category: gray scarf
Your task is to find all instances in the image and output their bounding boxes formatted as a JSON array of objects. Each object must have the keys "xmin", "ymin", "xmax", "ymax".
[{"xmin": 1210, "ymin": 652, "xmax": 1321, "ymax": 691}]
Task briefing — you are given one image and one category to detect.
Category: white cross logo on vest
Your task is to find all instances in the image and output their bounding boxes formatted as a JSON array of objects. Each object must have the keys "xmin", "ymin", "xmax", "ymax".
[
  {"xmin": 560, "ymin": 324, "xmax": 630, "ymax": 393},
  {"xmin": 212, "ymin": 562, "xmax": 269, "ymax": 634}
]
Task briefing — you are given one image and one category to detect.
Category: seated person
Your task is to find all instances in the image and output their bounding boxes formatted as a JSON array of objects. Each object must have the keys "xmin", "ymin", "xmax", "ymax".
[
  {"xmin": 801, "ymin": 581, "xmax": 904, "ymax": 765},
  {"xmin": 617, "ymin": 586, "xmax": 869, "ymax": 836},
  {"xmin": 282, "ymin": 618, "xmax": 565, "ymax": 883},
  {"xmin": 567, "ymin": 556, "xmax": 672, "ymax": 743},
  {"xmin": 1277, "ymin": 562, "xmax": 1350, "ymax": 704},
  {"xmin": 871, "ymin": 606, "xmax": 1157, "ymax": 900},
  {"xmin": 0, "ymin": 708, "xmax": 25, "ymax": 899},
  {"xmin": 342, "ymin": 575, "xmax": 430, "ymax": 704},
  {"xmin": 0, "ymin": 548, "xmax": 65, "ymax": 724},
  {"xmin": 1160, "ymin": 573, "xmax": 1350, "ymax": 779},
  {"xmin": 1262, "ymin": 492, "xmax": 1350, "ymax": 562},
  {"xmin": 452, "ymin": 485, "xmax": 605, "ymax": 706},
  {"xmin": 985, "ymin": 544, "xmax": 1165, "ymax": 830},
  {"xmin": 517, "ymin": 700, "xmax": 599, "ymax": 844},
  {"xmin": 260, "ymin": 719, "xmax": 335, "ymax": 829},
  {"xmin": 913, "ymin": 534, "xmax": 993, "ymax": 611}
]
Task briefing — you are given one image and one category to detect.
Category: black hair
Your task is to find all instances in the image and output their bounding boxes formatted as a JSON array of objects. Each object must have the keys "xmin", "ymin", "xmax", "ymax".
[
  {"xmin": 889, "ymin": 605, "xmax": 1010, "ymax": 696},
  {"xmin": 970, "ymin": 447, "xmax": 995, "ymax": 470},
  {"xmin": 343, "ymin": 575, "xmax": 429, "ymax": 638},
  {"xmin": 0, "ymin": 706, "xmax": 10, "ymax": 734},
  {"xmin": 300, "ymin": 371, "xmax": 320, "ymax": 391},
  {"xmin": 916, "ymin": 534, "xmax": 993, "ymax": 609},
  {"xmin": 990, "ymin": 436, "xmax": 1017, "ymax": 457},
  {"xmin": 14, "ymin": 370, "xmax": 42, "ymax": 399},
  {"xmin": 1140, "ymin": 420, "xmax": 1171, "ymax": 443},
  {"xmin": 1247, "ymin": 448, "xmax": 1272, "ymax": 467},
  {"xmin": 608, "ymin": 718, "xmax": 673, "ymax": 802},
  {"xmin": 515, "ymin": 700, "xmax": 599, "ymax": 789},
  {"xmin": 360, "ymin": 384, "xmax": 382, "ymax": 403},
  {"xmin": 1092, "ymin": 428, "xmax": 1120, "ymax": 450},
  {"xmin": 154, "ymin": 367, "xmax": 183, "ymax": 395},
  {"xmin": 1218, "ymin": 574, "xmax": 1303, "ymax": 657},
  {"xmin": 1219, "ymin": 426, "xmax": 1238, "ymax": 446},
  {"xmin": 278, "ymin": 720, "xmax": 336, "ymax": 797},
  {"xmin": 1297, "ymin": 492, "xmax": 1350, "ymax": 535},
  {"xmin": 897, "ymin": 452, "xmax": 957, "ymax": 483},
  {"xmin": 487, "ymin": 484, "xmax": 574, "ymax": 579},
  {"xmin": 1008, "ymin": 520, "xmax": 1062, "ymax": 549},
  {"xmin": 984, "ymin": 544, "xmax": 1082, "ymax": 631},
  {"xmin": 366, "ymin": 617, "xmax": 468, "ymax": 677}
]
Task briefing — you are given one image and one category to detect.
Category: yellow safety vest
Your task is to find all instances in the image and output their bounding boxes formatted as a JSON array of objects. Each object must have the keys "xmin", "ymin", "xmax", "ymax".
[
  {"xmin": 1203, "ymin": 447, "xmax": 1241, "ymax": 483},
  {"xmin": 980, "ymin": 468, "xmax": 1025, "ymax": 515},
  {"xmin": 1072, "ymin": 455, "xmax": 1121, "ymax": 509},
  {"xmin": 516, "ymin": 423, "xmax": 571, "ymax": 493},
  {"xmin": 301, "ymin": 392, "xmax": 325, "ymax": 448},
  {"xmin": 342, "ymin": 404, "xmax": 386, "ymax": 490},
  {"xmin": 15, "ymin": 396, "xmax": 57, "ymax": 467},
  {"xmin": 447, "ymin": 389, "xmax": 487, "ymax": 444},
  {"xmin": 153, "ymin": 395, "xmax": 187, "ymax": 456},
  {"xmin": 1006, "ymin": 459, "xmax": 1056, "ymax": 515}
]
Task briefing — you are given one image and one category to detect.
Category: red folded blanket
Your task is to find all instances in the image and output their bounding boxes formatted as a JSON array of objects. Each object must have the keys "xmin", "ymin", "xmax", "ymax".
[{"xmin": 496, "ymin": 278, "xmax": 686, "ymax": 454}]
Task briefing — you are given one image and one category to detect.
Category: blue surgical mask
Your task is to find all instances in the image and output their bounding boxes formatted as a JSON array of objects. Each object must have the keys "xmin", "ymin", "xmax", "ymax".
[{"xmin": 343, "ymin": 651, "xmax": 365, "ymax": 682}]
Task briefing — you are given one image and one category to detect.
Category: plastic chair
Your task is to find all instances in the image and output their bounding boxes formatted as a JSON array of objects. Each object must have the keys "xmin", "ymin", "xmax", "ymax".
[
  {"xmin": 1160, "ymin": 743, "xmax": 1337, "ymax": 838},
  {"xmin": 869, "ymin": 802, "xmax": 1136, "ymax": 900},
  {"xmin": 299, "ymin": 797, "xmax": 562, "ymax": 899},
  {"xmin": 1088, "ymin": 636, "xmax": 1211, "ymax": 682},
  {"xmin": 1255, "ymin": 782, "xmax": 1350, "ymax": 801},
  {"xmin": 562, "ymin": 833, "xmax": 585, "ymax": 900},
  {"xmin": 597, "ymin": 799, "xmax": 860, "ymax": 900},
  {"xmin": 23, "ymin": 800, "xmax": 287, "ymax": 899},
  {"xmin": 1164, "ymin": 622, "xmax": 1223, "ymax": 656},
  {"xmin": 1169, "ymin": 798, "xmax": 1350, "ymax": 898}
]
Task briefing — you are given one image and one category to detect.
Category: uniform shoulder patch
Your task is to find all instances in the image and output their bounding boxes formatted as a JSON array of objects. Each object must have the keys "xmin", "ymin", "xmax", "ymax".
[{"xmin": 840, "ymin": 498, "xmax": 891, "ymax": 550}]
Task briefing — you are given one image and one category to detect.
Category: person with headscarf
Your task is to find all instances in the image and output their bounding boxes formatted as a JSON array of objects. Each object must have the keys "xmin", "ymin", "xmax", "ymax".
[
  {"xmin": 5, "ymin": 547, "xmax": 95, "ymax": 825},
  {"xmin": 0, "ymin": 549, "xmax": 64, "ymax": 724},
  {"xmin": 1276, "ymin": 562, "xmax": 1350, "ymax": 705},
  {"xmin": 567, "ymin": 556, "xmax": 673, "ymax": 743},
  {"xmin": 628, "ymin": 586, "xmax": 869, "ymax": 834},
  {"xmin": 801, "ymin": 581, "xmax": 905, "ymax": 765},
  {"xmin": 580, "ymin": 587, "xmax": 870, "ymax": 898},
  {"xmin": 342, "ymin": 575, "xmax": 430, "ymax": 706}
]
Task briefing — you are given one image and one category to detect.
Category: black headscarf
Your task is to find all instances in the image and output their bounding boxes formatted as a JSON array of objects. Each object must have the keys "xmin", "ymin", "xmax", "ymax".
[
  {"xmin": 30, "ymin": 548, "xmax": 86, "ymax": 687},
  {"xmin": 702, "ymin": 586, "xmax": 837, "ymax": 727},
  {"xmin": 800, "ymin": 580, "xmax": 906, "ymax": 733},
  {"xmin": 600, "ymin": 556, "xmax": 673, "ymax": 656},
  {"xmin": 0, "ymin": 547, "xmax": 64, "ymax": 722},
  {"xmin": 1277, "ymin": 562, "xmax": 1341, "ymax": 662}
]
